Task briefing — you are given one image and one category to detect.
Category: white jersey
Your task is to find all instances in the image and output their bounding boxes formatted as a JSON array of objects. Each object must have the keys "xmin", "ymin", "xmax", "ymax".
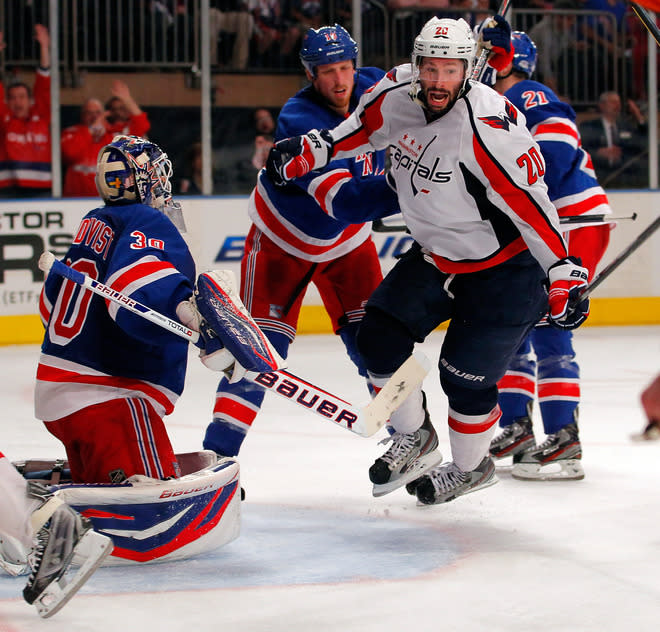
[{"xmin": 328, "ymin": 64, "xmax": 568, "ymax": 274}]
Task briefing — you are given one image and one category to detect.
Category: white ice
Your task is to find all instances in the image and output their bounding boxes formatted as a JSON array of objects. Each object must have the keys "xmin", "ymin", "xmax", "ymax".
[{"xmin": 1, "ymin": 326, "xmax": 659, "ymax": 631}]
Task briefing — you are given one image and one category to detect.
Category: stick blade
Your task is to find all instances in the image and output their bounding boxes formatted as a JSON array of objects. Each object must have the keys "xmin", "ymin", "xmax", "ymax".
[{"xmin": 360, "ymin": 351, "xmax": 432, "ymax": 437}]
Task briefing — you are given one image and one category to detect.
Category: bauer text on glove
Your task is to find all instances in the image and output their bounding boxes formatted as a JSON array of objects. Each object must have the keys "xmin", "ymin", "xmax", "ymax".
[{"xmin": 266, "ymin": 129, "xmax": 333, "ymax": 186}]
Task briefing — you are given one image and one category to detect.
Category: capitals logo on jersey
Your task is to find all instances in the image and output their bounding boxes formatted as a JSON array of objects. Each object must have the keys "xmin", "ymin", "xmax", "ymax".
[
  {"xmin": 391, "ymin": 134, "xmax": 452, "ymax": 196},
  {"xmin": 478, "ymin": 100, "xmax": 519, "ymax": 131}
]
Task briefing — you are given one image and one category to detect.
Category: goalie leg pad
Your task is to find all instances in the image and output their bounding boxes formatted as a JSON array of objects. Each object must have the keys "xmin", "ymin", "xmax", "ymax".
[{"xmin": 195, "ymin": 270, "xmax": 286, "ymax": 373}]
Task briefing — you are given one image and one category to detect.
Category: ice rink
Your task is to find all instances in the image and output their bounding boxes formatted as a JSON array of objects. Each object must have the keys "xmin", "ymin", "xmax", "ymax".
[{"xmin": 1, "ymin": 325, "xmax": 659, "ymax": 631}]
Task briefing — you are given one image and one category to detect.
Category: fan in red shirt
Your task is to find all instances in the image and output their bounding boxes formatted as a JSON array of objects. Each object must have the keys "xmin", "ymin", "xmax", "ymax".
[
  {"xmin": 61, "ymin": 80, "xmax": 150, "ymax": 197},
  {"xmin": 0, "ymin": 24, "xmax": 52, "ymax": 197}
]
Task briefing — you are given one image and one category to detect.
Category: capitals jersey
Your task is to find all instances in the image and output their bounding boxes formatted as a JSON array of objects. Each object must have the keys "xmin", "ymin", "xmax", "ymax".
[
  {"xmin": 0, "ymin": 70, "xmax": 52, "ymax": 190},
  {"xmin": 327, "ymin": 65, "xmax": 568, "ymax": 275},
  {"xmin": 250, "ymin": 67, "xmax": 400, "ymax": 262},
  {"xmin": 36, "ymin": 202, "xmax": 196, "ymax": 422},
  {"xmin": 503, "ymin": 79, "xmax": 610, "ymax": 221}
]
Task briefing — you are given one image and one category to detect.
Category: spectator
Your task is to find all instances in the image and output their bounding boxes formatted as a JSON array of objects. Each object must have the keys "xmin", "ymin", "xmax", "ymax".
[
  {"xmin": 61, "ymin": 81, "xmax": 151, "ymax": 197},
  {"xmin": 209, "ymin": 1, "xmax": 255, "ymax": 69},
  {"xmin": 104, "ymin": 80, "xmax": 151, "ymax": 136},
  {"xmin": 251, "ymin": 107, "xmax": 276, "ymax": 169},
  {"xmin": 249, "ymin": 0, "xmax": 285, "ymax": 63},
  {"xmin": 528, "ymin": 0, "xmax": 588, "ymax": 102},
  {"xmin": 579, "ymin": 90, "xmax": 648, "ymax": 187},
  {"xmin": 178, "ymin": 141, "xmax": 203, "ymax": 194},
  {"xmin": 0, "ymin": 24, "xmax": 51, "ymax": 198}
]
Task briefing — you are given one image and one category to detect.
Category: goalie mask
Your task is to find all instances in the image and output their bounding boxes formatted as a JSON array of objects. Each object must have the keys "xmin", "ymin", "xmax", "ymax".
[
  {"xmin": 410, "ymin": 17, "xmax": 476, "ymax": 107},
  {"xmin": 95, "ymin": 135, "xmax": 185, "ymax": 231},
  {"xmin": 299, "ymin": 24, "xmax": 358, "ymax": 77}
]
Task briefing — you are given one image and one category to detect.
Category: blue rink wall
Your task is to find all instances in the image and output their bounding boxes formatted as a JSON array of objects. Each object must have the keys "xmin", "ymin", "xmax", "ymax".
[{"xmin": 1, "ymin": 191, "xmax": 659, "ymax": 345}]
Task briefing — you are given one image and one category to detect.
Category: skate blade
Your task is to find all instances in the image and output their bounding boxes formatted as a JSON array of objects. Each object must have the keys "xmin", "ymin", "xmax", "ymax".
[
  {"xmin": 372, "ymin": 449, "xmax": 443, "ymax": 498},
  {"xmin": 34, "ymin": 530, "xmax": 113, "ymax": 618},
  {"xmin": 512, "ymin": 459, "xmax": 584, "ymax": 481},
  {"xmin": 415, "ymin": 472, "xmax": 499, "ymax": 507}
]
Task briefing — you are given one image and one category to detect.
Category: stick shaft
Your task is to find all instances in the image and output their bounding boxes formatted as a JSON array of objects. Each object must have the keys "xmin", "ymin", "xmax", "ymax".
[{"xmin": 42, "ymin": 255, "xmax": 405, "ymax": 437}]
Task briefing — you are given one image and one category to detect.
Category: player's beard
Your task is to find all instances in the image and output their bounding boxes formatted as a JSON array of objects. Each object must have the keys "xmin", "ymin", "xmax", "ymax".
[{"xmin": 421, "ymin": 84, "xmax": 460, "ymax": 118}]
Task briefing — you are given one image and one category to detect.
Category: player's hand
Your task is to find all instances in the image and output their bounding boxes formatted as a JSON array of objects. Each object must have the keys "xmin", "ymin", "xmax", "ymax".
[
  {"xmin": 546, "ymin": 256, "xmax": 590, "ymax": 330},
  {"xmin": 266, "ymin": 129, "xmax": 333, "ymax": 186},
  {"xmin": 477, "ymin": 15, "xmax": 513, "ymax": 71}
]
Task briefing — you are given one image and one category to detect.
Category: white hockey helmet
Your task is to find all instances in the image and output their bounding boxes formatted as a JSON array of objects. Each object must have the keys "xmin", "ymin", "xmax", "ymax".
[{"xmin": 410, "ymin": 17, "xmax": 477, "ymax": 103}]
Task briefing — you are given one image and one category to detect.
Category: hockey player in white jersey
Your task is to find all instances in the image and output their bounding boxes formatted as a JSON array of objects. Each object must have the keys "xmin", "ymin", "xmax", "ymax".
[
  {"xmin": 0, "ymin": 450, "xmax": 113, "ymax": 617},
  {"xmin": 267, "ymin": 17, "xmax": 591, "ymax": 505}
]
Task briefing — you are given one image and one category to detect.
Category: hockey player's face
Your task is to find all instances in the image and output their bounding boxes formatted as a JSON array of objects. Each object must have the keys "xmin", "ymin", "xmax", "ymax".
[
  {"xmin": 418, "ymin": 58, "xmax": 465, "ymax": 115},
  {"xmin": 311, "ymin": 60, "xmax": 356, "ymax": 115}
]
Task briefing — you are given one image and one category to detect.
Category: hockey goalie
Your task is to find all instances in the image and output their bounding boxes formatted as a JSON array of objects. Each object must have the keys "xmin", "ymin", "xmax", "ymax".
[{"xmin": 9, "ymin": 135, "xmax": 283, "ymax": 569}]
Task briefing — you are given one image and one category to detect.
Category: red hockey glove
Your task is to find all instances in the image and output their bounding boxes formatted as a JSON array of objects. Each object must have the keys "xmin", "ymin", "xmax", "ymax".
[
  {"xmin": 546, "ymin": 256, "xmax": 590, "ymax": 330},
  {"xmin": 478, "ymin": 15, "xmax": 514, "ymax": 71},
  {"xmin": 266, "ymin": 129, "xmax": 333, "ymax": 186}
]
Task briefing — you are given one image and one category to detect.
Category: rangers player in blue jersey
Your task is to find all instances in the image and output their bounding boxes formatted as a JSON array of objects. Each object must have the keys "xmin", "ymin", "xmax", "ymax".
[
  {"xmin": 36, "ymin": 135, "xmax": 244, "ymax": 484},
  {"xmin": 267, "ymin": 17, "xmax": 592, "ymax": 505},
  {"xmin": 202, "ymin": 24, "xmax": 402, "ymax": 459},
  {"xmin": 488, "ymin": 31, "xmax": 611, "ymax": 480}
]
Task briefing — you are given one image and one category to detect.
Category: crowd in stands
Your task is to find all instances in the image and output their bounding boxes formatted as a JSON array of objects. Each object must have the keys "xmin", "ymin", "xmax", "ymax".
[{"xmin": 0, "ymin": 3, "xmax": 654, "ymax": 196}]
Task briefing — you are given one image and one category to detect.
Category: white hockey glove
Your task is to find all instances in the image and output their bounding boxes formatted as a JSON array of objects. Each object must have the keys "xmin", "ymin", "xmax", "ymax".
[
  {"xmin": 266, "ymin": 128, "xmax": 333, "ymax": 186},
  {"xmin": 546, "ymin": 256, "xmax": 590, "ymax": 330},
  {"xmin": 176, "ymin": 298, "xmax": 241, "ymax": 376},
  {"xmin": 476, "ymin": 15, "xmax": 513, "ymax": 71}
]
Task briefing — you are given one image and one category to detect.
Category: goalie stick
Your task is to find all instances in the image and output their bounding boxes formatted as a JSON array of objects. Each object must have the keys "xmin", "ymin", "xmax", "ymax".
[{"xmin": 38, "ymin": 252, "xmax": 430, "ymax": 438}]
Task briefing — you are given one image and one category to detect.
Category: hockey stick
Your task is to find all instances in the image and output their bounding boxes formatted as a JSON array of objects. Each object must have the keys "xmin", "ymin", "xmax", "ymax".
[
  {"xmin": 372, "ymin": 213, "xmax": 637, "ymax": 233},
  {"xmin": 572, "ymin": 213, "xmax": 660, "ymax": 304},
  {"xmin": 38, "ymin": 253, "xmax": 430, "ymax": 438},
  {"xmin": 471, "ymin": 0, "xmax": 512, "ymax": 82},
  {"xmin": 630, "ymin": 2, "xmax": 660, "ymax": 47}
]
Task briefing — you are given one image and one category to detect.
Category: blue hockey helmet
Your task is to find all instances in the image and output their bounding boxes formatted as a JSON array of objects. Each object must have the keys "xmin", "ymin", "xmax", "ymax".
[
  {"xmin": 299, "ymin": 24, "xmax": 358, "ymax": 76},
  {"xmin": 511, "ymin": 31, "xmax": 537, "ymax": 78}
]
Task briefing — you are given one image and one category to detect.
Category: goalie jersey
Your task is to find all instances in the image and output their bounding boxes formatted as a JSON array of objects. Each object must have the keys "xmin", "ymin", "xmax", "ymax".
[
  {"xmin": 36, "ymin": 202, "xmax": 196, "ymax": 421},
  {"xmin": 503, "ymin": 79, "xmax": 610, "ymax": 220},
  {"xmin": 327, "ymin": 65, "xmax": 568, "ymax": 274},
  {"xmin": 250, "ymin": 67, "xmax": 400, "ymax": 262}
]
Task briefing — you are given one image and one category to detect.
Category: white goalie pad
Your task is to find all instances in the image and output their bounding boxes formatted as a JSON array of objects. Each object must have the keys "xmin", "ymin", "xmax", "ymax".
[{"xmin": 39, "ymin": 453, "xmax": 241, "ymax": 566}]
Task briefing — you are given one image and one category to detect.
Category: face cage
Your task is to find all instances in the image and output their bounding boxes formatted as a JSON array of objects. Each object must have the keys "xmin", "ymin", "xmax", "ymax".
[{"xmin": 124, "ymin": 150, "xmax": 173, "ymax": 210}]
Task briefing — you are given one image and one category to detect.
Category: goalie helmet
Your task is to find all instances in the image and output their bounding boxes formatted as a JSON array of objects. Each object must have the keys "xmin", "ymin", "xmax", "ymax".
[
  {"xmin": 410, "ymin": 17, "xmax": 477, "ymax": 104},
  {"xmin": 511, "ymin": 31, "xmax": 537, "ymax": 78},
  {"xmin": 299, "ymin": 24, "xmax": 358, "ymax": 77},
  {"xmin": 96, "ymin": 135, "xmax": 185, "ymax": 231}
]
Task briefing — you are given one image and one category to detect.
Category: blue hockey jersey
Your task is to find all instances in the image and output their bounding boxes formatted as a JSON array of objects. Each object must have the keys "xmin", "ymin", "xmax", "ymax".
[
  {"xmin": 249, "ymin": 67, "xmax": 400, "ymax": 262},
  {"xmin": 36, "ymin": 202, "xmax": 196, "ymax": 421},
  {"xmin": 504, "ymin": 80, "xmax": 610, "ymax": 219}
]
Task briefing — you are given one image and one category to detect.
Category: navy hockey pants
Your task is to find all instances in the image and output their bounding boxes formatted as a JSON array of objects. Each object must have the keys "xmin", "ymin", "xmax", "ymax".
[{"xmin": 357, "ymin": 245, "xmax": 548, "ymax": 417}]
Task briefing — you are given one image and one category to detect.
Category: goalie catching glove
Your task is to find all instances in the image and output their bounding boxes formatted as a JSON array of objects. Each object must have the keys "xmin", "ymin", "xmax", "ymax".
[
  {"xmin": 546, "ymin": 256, "xmax": 590, "ymax": 330},
  {"xmin": 266, "ymin": 128, "xmax": 333, "ymax": 186},
  {"xmin": 177, "ymin": 270, "xmax": 286, "ymax": 381},
  {"xmin": 476, "ymin": 14, "xmax": 514, "ymax": 71}
]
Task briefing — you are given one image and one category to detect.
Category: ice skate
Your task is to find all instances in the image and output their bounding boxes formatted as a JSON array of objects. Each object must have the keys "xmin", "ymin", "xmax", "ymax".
[
  {"xmin": 630, "ymin": 420, "xmax": 660, "ymax": 442},
  {"xmin": 369, "ymin": 393, "xmax": 442, "ymax": 497},
  {"xmin": 512, "ymin": 421, "xmax": 584, "ymax": 481},
  {"xmin": 23, "ymin": 484, "xmax": 113, "ymax": 618},
  {"xmin": 415, "ymin": 456, "xmax": 498, "ymax": 505},
  {"xmin": 489, "ymin": 405, "xmax": 536, "ymax": 463}
]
